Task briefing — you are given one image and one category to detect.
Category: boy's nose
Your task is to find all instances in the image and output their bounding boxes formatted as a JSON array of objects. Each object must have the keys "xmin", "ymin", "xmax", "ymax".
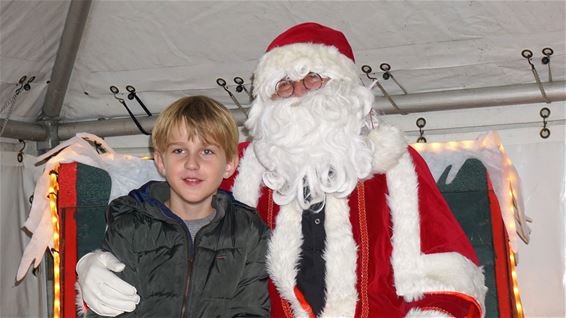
[{"xmin": 184, "ymin": 156, "xmax": 199, "ymax": 169}]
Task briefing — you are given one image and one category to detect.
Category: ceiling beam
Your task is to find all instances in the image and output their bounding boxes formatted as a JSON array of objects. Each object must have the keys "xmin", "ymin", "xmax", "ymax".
[
  {"xmin": 0, "ymin": 120, "xmax": 47, "ymax": 141},
  {"xmin": 57, "ymin": 110, "xmax": 249, "ymax": 140},
  {"xmin": 41, "ymin": 0, "xmax": 92, "ymax": 120},
  {"xmin": 1, "ymin": 81, "xmax": 564, "ymax": 141},
  {"xmin": 374, "ymin": 81, "xmax": 566, "ymax": 114}
]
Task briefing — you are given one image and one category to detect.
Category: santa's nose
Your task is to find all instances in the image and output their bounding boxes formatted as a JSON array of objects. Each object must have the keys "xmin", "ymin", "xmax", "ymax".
[{"xmin": 291, "ymin": 80, "xmax": 308, "ymax": 97}]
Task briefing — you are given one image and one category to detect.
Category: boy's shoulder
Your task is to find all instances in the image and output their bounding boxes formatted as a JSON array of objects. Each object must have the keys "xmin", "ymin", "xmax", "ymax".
[
  {"xmin": 216, "ymin": 190, "xmax": 267, "ymax": 229},
  {"xmin": 107, "ymin": 181, "xmax": 169, "ymax": 221}
]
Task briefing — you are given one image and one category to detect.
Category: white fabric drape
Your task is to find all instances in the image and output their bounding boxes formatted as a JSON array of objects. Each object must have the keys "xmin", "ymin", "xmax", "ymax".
[{"xmin": 0, "ymin": 150, "xmax": 46, "ymax": 317}]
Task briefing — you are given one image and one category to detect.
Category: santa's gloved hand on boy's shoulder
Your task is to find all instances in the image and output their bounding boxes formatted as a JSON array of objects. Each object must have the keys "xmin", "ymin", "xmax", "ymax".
[{"xmin": 76, "ymin": 250, "xmax": 140, "ymax": 317}]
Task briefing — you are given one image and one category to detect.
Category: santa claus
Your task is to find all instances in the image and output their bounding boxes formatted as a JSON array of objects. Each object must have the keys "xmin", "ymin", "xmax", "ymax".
[
  {"xmin": 77, "ymin": 22, "xmax": 487, "ymax": 317},
  {"xmin": 227, "ymin": 22, "xmax": 486, "ymax": 318}
]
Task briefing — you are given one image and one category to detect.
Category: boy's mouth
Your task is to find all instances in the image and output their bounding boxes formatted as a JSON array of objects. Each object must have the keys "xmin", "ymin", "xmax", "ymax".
[{"xmin": 183, "ymin": 177, "xmax": 202, "ymax": 184}]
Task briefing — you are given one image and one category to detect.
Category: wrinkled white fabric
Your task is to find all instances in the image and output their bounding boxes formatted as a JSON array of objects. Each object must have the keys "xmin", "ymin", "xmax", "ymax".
[
  {"xmin": 415, "ymin": 131, "xmax": 530, "ymax": 251},
  {"xmin": 17, "ymin": 133, "xmax": 162, "ymax": 281},
  {"xmin": 1, "ymin": 151, "xmax": 45, "ymax": 318}
]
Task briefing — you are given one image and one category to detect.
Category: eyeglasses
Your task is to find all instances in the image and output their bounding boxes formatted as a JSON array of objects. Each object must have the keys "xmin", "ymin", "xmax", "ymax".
[{"xmin": 274, "ymin": 72, "xmax": 325, "ymax": 98}]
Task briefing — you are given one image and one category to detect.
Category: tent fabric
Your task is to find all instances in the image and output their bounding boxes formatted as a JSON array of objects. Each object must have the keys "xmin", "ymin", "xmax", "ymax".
[
  {"xmin": 505, "ymin": 140, "xmax": 566, "ymax": 317},
  {"xmin": 1, "ymin": 1, "xmax": 565, "ymax": 317},
  {"xmin": 0, "ymin": 151, "xmax": 46, "ymax": 318},
  {"xmin": 0, "ymin": 1, "xmax": 564, "ymax": 124}
]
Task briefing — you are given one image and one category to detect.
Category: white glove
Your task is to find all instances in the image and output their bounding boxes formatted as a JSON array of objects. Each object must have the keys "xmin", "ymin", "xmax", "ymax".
[{"xmin": 76, "ymin": 251, "xmax": 140, "ymax": 316}]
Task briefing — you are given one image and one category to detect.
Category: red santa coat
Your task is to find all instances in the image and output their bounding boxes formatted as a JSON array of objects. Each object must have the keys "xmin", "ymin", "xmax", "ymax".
[{"xmin": 222, "ymin": 125, "xmax": 487, "ymax": 318}]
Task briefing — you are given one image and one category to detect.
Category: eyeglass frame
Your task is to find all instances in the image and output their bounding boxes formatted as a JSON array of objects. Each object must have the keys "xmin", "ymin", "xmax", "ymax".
[{"xmin": 274, "ymin": 72, "xmax": 328, "ymax": 98}]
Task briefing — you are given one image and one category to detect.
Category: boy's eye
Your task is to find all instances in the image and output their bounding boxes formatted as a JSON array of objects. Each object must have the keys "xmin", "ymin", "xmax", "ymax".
[
  {"xmin": 202, "ymin": 148, "xmax": 215, "ymax": 155},
  {"xmin": 172, "ymin": 148, "xmax": 184, "ymax": 154}
]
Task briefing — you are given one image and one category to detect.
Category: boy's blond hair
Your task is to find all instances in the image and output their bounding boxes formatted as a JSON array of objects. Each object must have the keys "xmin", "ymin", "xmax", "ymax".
[{"xmin": 152, "ymin": 96, "xmax": 239, "ymax": 161}]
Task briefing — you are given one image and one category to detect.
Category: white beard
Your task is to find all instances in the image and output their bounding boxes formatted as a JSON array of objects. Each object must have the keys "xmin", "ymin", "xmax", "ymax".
[{"xmin": 246, "ymin": 80, "xmax": 375, "ymax": 210}]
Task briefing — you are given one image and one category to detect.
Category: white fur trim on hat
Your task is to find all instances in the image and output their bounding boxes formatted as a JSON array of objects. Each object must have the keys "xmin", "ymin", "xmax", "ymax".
[{"xmin": 253, "ymin": 43, "xmax": 359, "ymax": 101}]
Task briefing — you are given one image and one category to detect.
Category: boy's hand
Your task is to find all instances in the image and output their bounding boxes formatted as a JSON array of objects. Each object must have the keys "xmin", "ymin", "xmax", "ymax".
[{"xmin": 76, "ymin": 251, "xmax": 140, "ymax": 316}]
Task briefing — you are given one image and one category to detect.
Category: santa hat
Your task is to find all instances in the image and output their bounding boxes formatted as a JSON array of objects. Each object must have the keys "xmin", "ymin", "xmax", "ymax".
[{"xmin": 253, "ymin": 22, "xmax": 360, "ymax": 99}]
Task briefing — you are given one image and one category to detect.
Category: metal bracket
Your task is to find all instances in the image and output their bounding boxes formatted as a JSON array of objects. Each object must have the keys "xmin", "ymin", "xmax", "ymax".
[
  {"xmin": 416, "ymin": 117, "xmax": 427, "ymax": 143},
  {"xmin": 379, "ymin": 63, "xmax": 408, "ymax": 95},
  {"xmin": 233, "ymin": 76, "xmax": 253, "ymax": 103},
  {"xmin": 17, "ymin": 139, "xmax": 26, "ymax": 162},
  {"xmin": 110, "ymin": 86, "xmax": 151, "ymax": 135},
  {"xmin": 126, "ymin": 85, "xmax": 152, "ymax": 117},
  {"xmin": 216, "ymin": 78, "xmax": 249, "ymax": 118},
  {"xmin": 0, "ymin": 75, "xmax": 35, "ymax": 138},
  {"xmin": 361, "ymin": 65, "xmax": 407, "ymax": 115},
  {"xmin": 521, "ymin": 49, "xmax": 551, "ymax": 104},
  {"xmin": 539, "ymin": 107, "xmax": 551, "ymax": 139}
]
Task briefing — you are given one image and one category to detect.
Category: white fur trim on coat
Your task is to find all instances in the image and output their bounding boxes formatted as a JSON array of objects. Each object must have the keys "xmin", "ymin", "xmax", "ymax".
[
  {"xmin": 406, "ymin": 307, "xmax": 454, "ymax": 318},
  {"xmin": 267, "ymin": 196, "xmax": 358, "ymax": 318},
  {"xmin": 386, "ymin": 152, "xmax": 487, "ymax": 316},
  {"xmin": 319, "ymin": 195, "xmax": 358, "ymax": 317},
  {"xmin": 266, "ymin": 201, "xmax": 305, "ymax": 316},
  {"xmin": 253, "ymin": 43, "xmax": 359, "ymax": 101}
]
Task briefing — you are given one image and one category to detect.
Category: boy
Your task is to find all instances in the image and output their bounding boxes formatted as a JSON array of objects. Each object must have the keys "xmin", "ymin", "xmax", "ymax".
[{"xmin": 88, "ymin": 96, "xmax": 270, "ymax": 317}]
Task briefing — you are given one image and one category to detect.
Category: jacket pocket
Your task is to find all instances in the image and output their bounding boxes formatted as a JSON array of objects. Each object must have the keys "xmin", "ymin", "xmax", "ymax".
[{"xmin": 195, "ymin": 246, "xmax": 245, "ymax": 299}]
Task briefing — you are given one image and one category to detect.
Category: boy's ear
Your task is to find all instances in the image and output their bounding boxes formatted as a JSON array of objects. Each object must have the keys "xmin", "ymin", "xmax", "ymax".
[
  {"xmin": 223, "ymin": 156, "xmax": 239, "ymax": 179},
  {"xmin": 154, "ymin": 152, "xmax": 166, "ymax": 176}
]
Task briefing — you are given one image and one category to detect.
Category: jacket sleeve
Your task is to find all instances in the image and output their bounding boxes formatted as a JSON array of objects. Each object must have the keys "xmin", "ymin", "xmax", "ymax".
[
  {"xmin": 227, "ymin": 216, "xmax": 271, "ymax": 317},
  {"xmin": 87, "ymin": 206, "xmax": 139, "ymax": 318}
]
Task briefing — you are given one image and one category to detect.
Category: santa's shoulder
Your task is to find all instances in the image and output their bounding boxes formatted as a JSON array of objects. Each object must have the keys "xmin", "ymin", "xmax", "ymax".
[{"xmin": 368, "ymin": 124, "xmax": 410, "ymax": 174}]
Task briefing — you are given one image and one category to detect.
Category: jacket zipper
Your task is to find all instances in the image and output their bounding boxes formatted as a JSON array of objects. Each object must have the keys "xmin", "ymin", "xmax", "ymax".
[
  {"xmin": 177, "ymin": 207, "xmax": 222, "ymax": 317},
  {"xmin": 177, "ymin": 220, "xmax": 194, "ymax": 318},
  {"xmin": 181, "ymin": 216, "xmax": 218, "ymax": 318},
  {"xmin": 180, "ymin": 255, "xmax": 193, "ymax": 317}
]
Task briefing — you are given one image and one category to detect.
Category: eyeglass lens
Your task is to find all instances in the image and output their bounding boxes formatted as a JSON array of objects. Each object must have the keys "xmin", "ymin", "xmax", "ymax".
[{"xmin": 275, "ymin": 72, "xmax": 323, "ymax": 98}]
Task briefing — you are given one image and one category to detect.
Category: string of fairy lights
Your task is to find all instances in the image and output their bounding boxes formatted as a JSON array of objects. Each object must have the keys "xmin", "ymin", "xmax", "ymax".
[{"xmin": 48, "ymin": 168, "xmax": 61, "ymax": 318}]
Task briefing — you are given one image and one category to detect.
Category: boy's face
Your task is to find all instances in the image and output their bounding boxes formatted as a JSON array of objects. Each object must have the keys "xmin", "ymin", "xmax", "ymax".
[{"xmin": 154, "ymin": 124, "xmax": 238, "ymax": 219}]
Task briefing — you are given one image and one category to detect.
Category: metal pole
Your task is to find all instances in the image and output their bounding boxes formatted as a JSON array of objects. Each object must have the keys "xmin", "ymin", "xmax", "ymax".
[
  {"xmin": 57, "ymin": 110, "xmax": 249, "ymax": 140},
  {"xmin": 58, "ymin": 117, "xmax": 157, "ymax": 140},
  {"xmin": 0, "ymin": 120, "xmax": 47, "ymax": 141},
  {"xmin": 2, "ymin": 81, "xmax": 565, "ymax": 141},
  {"xmin": 374, "ymin": 81, "xmax": 566, "ymax": 114},
  {"xmin": 41, "ymin": 0, "xmax": 92, "ymax": 120}
]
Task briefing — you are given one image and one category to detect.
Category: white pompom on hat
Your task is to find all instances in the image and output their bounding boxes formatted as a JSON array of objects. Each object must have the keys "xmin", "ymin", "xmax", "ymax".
[{"xmin": 253, "ymin": 22, "xmax": 360, "ymax": 100}]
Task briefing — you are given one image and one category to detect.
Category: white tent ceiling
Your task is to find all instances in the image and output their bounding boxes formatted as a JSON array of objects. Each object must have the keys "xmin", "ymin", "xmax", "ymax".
[
  {"xmin": 2, "ymin": 3, "xmax": 565, "ymax": 316},
  {"xmin": 1, "ymin": 0, "xmax": 565, "ymax": 141}
]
